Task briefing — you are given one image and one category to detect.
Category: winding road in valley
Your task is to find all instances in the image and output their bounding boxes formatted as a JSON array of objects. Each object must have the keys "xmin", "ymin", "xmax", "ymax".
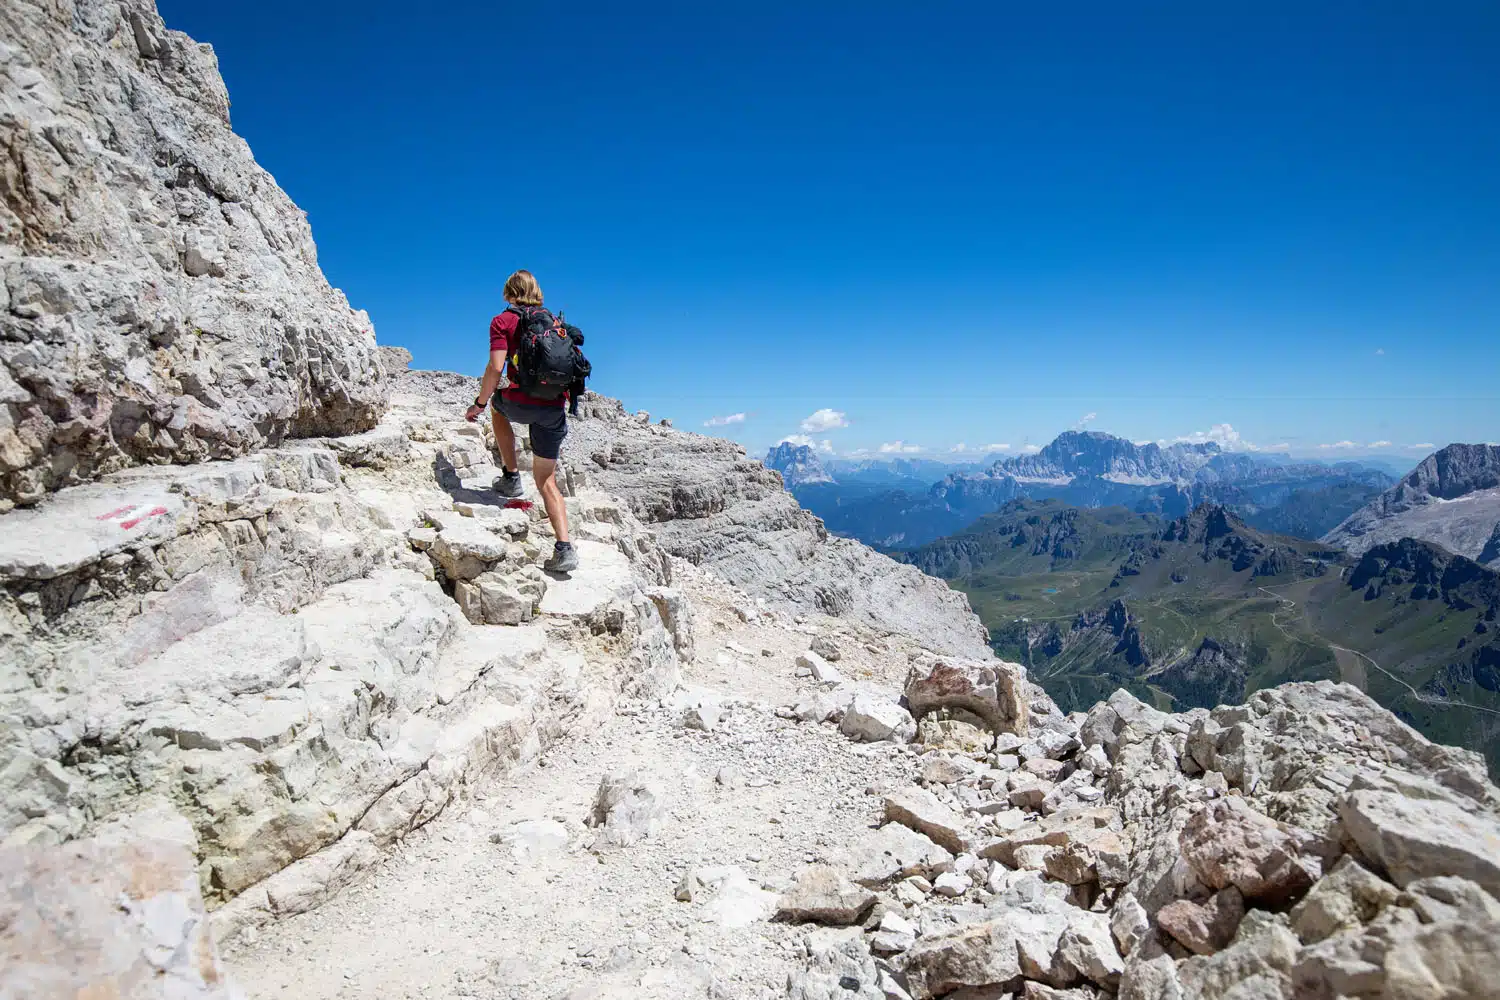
[{"xmin": 1255, "ymin": 584, "xmax": 1500, "ymax": 718}]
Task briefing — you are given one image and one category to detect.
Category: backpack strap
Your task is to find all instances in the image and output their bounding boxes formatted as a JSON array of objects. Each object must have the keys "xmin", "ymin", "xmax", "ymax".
[{"xmin": 502, "ymin": 305, "xmax": 529, "ymax": 389}]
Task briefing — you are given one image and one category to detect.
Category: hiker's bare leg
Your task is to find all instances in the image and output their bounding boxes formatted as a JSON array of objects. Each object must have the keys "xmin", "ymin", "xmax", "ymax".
[
  {"xmin": 491, "ymin": 407, "xmax": 518, "ymax": 471},
  {"xmin": 532, "ymin": 456, "xmax": 570, "ymax": 544}
]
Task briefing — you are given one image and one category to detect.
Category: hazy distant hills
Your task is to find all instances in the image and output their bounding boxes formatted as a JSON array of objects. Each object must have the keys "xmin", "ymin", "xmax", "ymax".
[
  {"xmin": 897, "ymin": 498, "xmax": 1500, "ymax": 770},
  {"xmin": 765, "ymin": 443, "xmax": 1002, "ymax": 490},
  {"xmin": 1324, "ymin": 443, "xmax": 1500, "ymax": 569},
  {"xmin": 765, "ymin": 444, "xmax": 1001, "ymax": 536},
  {"xmin": 786, "ymin": 430, "xmax": 1396, "ymax": 550}
]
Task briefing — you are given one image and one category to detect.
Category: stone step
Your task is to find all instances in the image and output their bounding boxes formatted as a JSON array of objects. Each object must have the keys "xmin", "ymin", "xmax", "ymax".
[
  {"xmin": 208, "ymin": 590, "xmax": 622, "ymax": 944},
  {"xmin": 538, "ymin": 539, "xmax": 637, "ymax": 618},
  {"xmin": 47, "ymin": 564, "xmax": 613, "ymax": 930}
]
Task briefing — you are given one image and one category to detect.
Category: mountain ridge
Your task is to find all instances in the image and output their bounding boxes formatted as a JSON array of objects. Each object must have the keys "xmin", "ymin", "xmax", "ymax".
[
  {"xmin": 990, "ymin": 430, "xmax": 1222, "ymax": 484},
  {"xmin": 814, "ymin": 429, "xmax": 1395, "ymax": 550}
]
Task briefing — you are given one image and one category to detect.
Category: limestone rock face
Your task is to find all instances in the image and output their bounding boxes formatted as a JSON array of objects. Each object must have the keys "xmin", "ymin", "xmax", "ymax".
[
  {"xmin": 0, "ymin": 0, "xmax": 386, "ymax": 509},
  {"xmin": 1179, "ymin": 797, "xmax": 1324, "ymax": 903},
  {"xmin": 0, "ymin": 379, "xmax": 687, "ymax": 955},
  {"xmin": 775, "ymin": 865, "xmax": 877, "ymax": 925},
  {"xmin": 839, "ymin": 693, "xmax": 917, "ymax": 743},
  {"xmin": 1339, "ymin": 788, "xmax": 1500, "ymax": 896}
]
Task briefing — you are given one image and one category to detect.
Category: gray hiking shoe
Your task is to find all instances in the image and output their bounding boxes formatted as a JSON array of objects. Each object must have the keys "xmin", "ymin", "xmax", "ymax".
[
  {"xmin": 544, "ymin": 541, "xmax": 579, "ymax": 574},
  {"xmin": 492, "ymin": 470, "xmax": 523, "ymax": 498}
]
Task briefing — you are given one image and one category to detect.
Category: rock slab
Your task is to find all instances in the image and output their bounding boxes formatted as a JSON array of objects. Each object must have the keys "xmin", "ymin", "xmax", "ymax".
[{"xmin": 0, "ymin": 836, "xmax": 236, "ymax": 998}]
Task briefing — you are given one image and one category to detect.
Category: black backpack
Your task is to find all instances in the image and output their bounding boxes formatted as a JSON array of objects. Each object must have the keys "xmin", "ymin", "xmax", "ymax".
[{"xmin": 506, "ymin": 305, "xmax": 590, "ymax": 401}]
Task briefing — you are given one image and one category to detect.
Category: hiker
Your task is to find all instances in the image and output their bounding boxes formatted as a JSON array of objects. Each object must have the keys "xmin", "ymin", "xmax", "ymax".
[{"xmin": 464, "ymin": 269, "xmax": 589, "ymax": 573}]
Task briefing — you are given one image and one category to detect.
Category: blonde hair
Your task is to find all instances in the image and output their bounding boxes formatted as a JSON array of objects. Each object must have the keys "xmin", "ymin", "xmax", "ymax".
[{"xmin": 503, "ymin": 269, "xmax": 544, "ymax": 307}]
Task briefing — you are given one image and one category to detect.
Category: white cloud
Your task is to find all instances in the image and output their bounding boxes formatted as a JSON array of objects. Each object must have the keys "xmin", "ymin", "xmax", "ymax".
[
  {"xmin": 1161, "ymin": 423, "xmax": 1294, "ymax": 454},
  {"xmin": 950, "ymin": 442, "xmax": 1011, "ymax": 454},
  {"xmin": 1409, "ymin": 442, "xmax": 1436, "ymax": 450},
  {"xmin": 1369, "ymin": 440, "xmax": 1393, "ymax": 449},
  {"xmin": 1133, "ymin": 440, "xmax": 1154, "ymax": 447},
  {"xmin": 949, "ymin": 442, "xmax": 968, "ymax": 453},
  {"xmin": 1019, "ymin": 444, "xmax": 1042, "ymax": 454},
  {"xmin": 703, "ymin": 412, "xmax": 746, "ymax": 427},
  {"xmin": 1169, "ymin": 424, "xmax": 1247, "ymax": 450},
  {"xmin": 1076, "ymin": 412, "xmax": 1098, "ymax": 429},
  {"xmin": 1318, "ymin": 441, "xmax": 1359, "ymax": 450},
  {"xmin": 800, "ymin": 408, "xmax": 849, "ymax": 432},
  {"xmin": 779, "ymin": 434, "xmax": 833, "ymax": 453},
  {"xmin": 1375, "ymin": 348, "xmax": 1385, "ymax": 356},
  {"xmin": 878, "ymin": 441, "xmax": 923, "ymax": 454}
]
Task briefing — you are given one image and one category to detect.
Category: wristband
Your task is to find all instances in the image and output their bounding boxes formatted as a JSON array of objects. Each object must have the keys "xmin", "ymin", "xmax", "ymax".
[{"xmin": 474, "ymin": 396, "xmax": 489, "ymax": 409}]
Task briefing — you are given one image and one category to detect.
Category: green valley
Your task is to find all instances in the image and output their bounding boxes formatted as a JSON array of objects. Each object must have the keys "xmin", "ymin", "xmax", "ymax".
[{"xmin": 898, "ymin": 499, "xmax": 1500, "ymax": 771}]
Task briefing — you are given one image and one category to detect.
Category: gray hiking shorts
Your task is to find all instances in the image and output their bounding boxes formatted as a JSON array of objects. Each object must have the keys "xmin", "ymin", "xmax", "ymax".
[{"xmin": 494, "ymin": 396, "xmax": 568, "ymax": 461}]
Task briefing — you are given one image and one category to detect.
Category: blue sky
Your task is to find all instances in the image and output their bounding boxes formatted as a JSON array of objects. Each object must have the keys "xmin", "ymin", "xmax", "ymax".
[{"xmin": 159, "ymin": 1, "xmax": 1498, "ymax": 462}]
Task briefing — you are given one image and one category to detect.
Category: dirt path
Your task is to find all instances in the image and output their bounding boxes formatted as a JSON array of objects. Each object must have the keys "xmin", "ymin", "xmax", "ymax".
[{"xmin": 222, "ymin": 575, "xmax": 921, "ymax": 1000}]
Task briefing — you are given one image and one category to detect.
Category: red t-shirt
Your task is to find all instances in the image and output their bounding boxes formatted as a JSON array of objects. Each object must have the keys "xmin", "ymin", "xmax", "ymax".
[{"xmin": 488, "ymin": 310, "xmax": 565, "ymax": 408}]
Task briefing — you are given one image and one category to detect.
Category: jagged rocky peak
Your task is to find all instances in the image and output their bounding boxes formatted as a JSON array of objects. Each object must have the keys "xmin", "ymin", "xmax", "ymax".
[
  {"xmin": 1324, "ymin": 443, "xmax": 1500, "ymax": 564},
  {"xmin": 1348, "ymin": 537, "xmax": 1500, "ymax": 611},
  {"xmin": 0, "ymin": 0, "xmax": 387, "ymax": 511},
  {"xmin": 1399, "ymin": 443, "xmax": 1500, "ymax": 502},
  {"xmin": 765, "ymin": 441, "xmax": 834, "ymax": 486},
  {"xmin": 1162, "ymin": 502, "xmax": 1244, "ymax": 543},
  {"xmin": 992, "ymin": 430, "xmax": 1221, "ymax": 484}
]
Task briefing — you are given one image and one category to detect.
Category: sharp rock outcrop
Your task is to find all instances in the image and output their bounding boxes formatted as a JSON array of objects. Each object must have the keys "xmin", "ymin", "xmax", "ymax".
[{"xmin": 0, "ymin": 0, "xmax": 387, "ymax": 511}]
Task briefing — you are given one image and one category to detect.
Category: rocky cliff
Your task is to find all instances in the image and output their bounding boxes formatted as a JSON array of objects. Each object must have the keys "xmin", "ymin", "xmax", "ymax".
[
  {"xmin": 0, "ymin": 0, "xmax": 386, "ymax": 511},
  {"xmin": 1324, "ymin": 444, "xmax": 1500, "ymax": 566}
]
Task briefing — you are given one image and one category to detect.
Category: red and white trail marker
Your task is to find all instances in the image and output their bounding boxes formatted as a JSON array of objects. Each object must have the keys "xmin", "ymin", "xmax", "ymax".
[{"xmin": 94, "ymin": 504, "xmax": 170, "ymax": 530}]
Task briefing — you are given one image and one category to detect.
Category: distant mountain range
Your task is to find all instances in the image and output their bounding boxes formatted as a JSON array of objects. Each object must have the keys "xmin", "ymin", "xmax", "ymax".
[
  {"xmin": 896, "ymin": 498, "xmax": 1500, "ymax": 771},
  {"xmin": 765, "ymin": 442, "xmax": 834, "ymax": 486},
  {"xmin": 1324, "ymin": 443, "xmax": 1500, "ymax": 569},
  {"xmin": 995, "ymin": 430, "xmax": 1223, "ymax": 484},
  {"xmin": 773, "ymin": 430, "xmax": 1397, "ymax": 550}
]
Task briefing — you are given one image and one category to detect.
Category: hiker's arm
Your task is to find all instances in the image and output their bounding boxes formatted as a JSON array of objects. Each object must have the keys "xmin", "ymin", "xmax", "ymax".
[
  {"xmin": 465, "ymin": 350, "xmax": 508, "ymax": 421},
  {"xmin": 478, "ymin": 349, "xmax": 506, "ymax": 404}
]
